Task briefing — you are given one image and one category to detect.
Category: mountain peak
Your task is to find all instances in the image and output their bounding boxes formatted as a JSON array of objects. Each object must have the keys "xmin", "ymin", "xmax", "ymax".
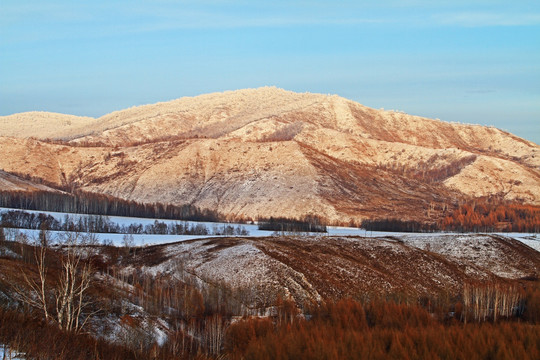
[{"xmin": 0, "ymin": 88, "xmax": 538, "ymax": 223}]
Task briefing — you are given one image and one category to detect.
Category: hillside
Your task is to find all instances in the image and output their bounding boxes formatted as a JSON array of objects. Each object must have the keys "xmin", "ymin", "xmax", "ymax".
[
  {"xmin": 2, "ymin": 233, "xmax": 540, "ymax": 358},
  {"xmin": 0, "ymin": 170, "xmax": 61, "ymax": 192},
  {"xmin": 133, "ymin": 234, "xmax": 540, "ymax": 309},
  {"xmin": 0, "ymin": 87, "xmax": 538, "ymax": 223},
  {"xmin": 0, "ymin": 111, "xmax": 96, "ymax": 140}
]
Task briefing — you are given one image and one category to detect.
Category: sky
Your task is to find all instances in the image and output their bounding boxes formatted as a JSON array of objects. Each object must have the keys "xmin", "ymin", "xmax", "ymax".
[{"xmin": 1, "ymin": 0, "xmax": 539, "ymax": 144}]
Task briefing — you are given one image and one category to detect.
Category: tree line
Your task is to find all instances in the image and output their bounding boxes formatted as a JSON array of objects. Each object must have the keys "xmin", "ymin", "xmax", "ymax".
[
  {"xmin": 361, "ymin": 218, "xmax": 439, "ymax": 233},
  {"xmin": 441, "ymin": 200, "xmax": 540, "ymax": 233},
  {"xmin": 257, "ymin": 215, "xmax": 327, "ymax": 233},
  {"xmin": 0, "ymin": 189, "xmax": 223, "ymax": 222},
  {"xmin": 0, "ymin": 210, "xmax": 249, "ymax": 236},
  {"xmin": 362, "ymin": 200, "xmax": 540, "ymax": 233}
]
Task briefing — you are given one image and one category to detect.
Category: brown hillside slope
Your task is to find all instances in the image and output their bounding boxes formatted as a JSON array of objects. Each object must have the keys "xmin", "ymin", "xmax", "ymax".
[
  {"xmin": 132, "ymin": 234, "xmax": 540, "ymax": 308},
  {"xmin": 0, "ymin": 87, "xmax": 538, "ymax": 223},
  {"xmin": 0, "ymin": 170, "xmax": 61, "ymax": 192}
]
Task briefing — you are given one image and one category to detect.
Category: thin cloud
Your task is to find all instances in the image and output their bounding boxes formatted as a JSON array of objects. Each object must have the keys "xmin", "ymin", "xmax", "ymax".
[
  {"xmin": 1, "ymin": 6, "xmax": 386, "ymax": 45},
  {"xmin": 466, "ymin": 89, "xmax": 496, "ymax": 94},
  {"xmin": 434, "ymin": 12, "xmax": 540, "ymax": 27}
]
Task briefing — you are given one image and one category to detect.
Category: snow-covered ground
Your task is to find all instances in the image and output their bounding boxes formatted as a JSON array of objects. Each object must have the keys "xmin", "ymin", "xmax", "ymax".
[
  {"xmin": 0, "ymin": 207, "xmax": 369, "ymax": 246},
  {"xmin": 1, "ymin": 207, "xmax": 538, "ymax": 249},
  {"xmin": 512, "ymin": 235, "xmax": 540, "ymax": 252},
  {"xmin": 0, "ymin": 345, "xmax": 26, "ymax": 359}
]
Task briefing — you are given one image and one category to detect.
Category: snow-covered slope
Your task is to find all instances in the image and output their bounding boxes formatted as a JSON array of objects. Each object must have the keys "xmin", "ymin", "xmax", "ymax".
[
  {"xmin": 126, "ymin": 234, "xmax": 540, "ymax": 308},
  {"xmin": 1, "ymin": 87, "xmax": 538, "ymax": 223}
]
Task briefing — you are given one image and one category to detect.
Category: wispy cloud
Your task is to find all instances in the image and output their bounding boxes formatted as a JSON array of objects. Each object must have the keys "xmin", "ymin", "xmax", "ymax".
[
  {"xmin": 0, "ymin": 3, "xmax": 387, "ymax": 45},
  {"xmin": 2, "ymin": 2, "xmax": 540, "ymax": 45},
  {"xmin": 121, "ymin": 3, "xmax": 386, "ymax": 30},
  {"xmin": 465, "ymin": 89, "xmax": 496, "ymax": 94},
  {"xmin": 434, "ymin": 12, "xmax": 540, "ymax": 27}
]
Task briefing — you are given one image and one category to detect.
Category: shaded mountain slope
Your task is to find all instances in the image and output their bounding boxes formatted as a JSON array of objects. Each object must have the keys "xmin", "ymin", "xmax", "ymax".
[{"xmin": 0, "ymin": 170, "xmax": 60, "ymax": 192}]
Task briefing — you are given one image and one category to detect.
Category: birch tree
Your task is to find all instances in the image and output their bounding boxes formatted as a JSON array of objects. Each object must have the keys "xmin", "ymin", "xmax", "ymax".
[{"xmin": 14, "ymin": 232, "xmax": 96, "ymax": 333}]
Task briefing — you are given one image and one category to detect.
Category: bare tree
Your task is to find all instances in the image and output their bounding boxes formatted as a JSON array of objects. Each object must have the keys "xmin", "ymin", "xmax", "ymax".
[
  {"xmin": 55, "ymin": 233, "xmax": 94, "ymax": 332},
  {"xmin": 202, "ymin": 314, "xmax": 226, "ymax": 357},
  {"xmin": 13, "ymin": 232, "xmax": 96, "ymax": 333},
  {"xmin": 14, "ymin": 244, "xmax": 51, "ymax": 322},
  {"xmin": 462, "ymin": 281, "xmax": 523, "ymax": 322},
  {"xmin": 0, "ymin": 226, "xmax": 5, "ymax": 245},
  {"xmin": 123, "ymin": 233, "xmax": 135, "ymax": 256}
]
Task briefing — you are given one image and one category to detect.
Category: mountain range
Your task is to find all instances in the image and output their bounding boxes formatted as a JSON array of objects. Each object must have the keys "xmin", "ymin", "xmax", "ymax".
[{"xmin": 1, "ymin": 87, "xmax": 538, "ymax": 224}]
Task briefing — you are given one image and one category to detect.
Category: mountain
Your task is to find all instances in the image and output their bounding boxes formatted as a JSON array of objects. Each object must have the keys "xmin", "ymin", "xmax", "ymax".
[{"xmin": 0, "ymin": 87, "xmax": 538, "ymax": 223}]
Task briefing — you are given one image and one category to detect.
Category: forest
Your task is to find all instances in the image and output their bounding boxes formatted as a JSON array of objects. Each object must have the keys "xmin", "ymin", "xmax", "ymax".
[
  {"xmin": 0, "ymin": 210, "xmax": 249, "ymax": 236},
  {"xmin": 440, "ymin": 200, "xmax": 540, "ymax": 233},
  {"xmin": 257, "ymin": 216, "xmax": 327, "ymax": 233},
  {"xmin": 362, "ymin": 199, "xmax": 540, "ymax": 233},
  {"xmin": 0, "ymin": 190, "xmax": 223, "ymax": 222}
]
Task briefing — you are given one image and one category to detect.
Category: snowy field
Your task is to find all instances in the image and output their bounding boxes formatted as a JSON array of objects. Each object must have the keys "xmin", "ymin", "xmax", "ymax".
[
  {"xmin": 1, "ymin": 207, "xmax": 538, "ymax": 249},
  {"xmin": 0, "ymin": 207, "xmax": 369, "ymax": 245}
]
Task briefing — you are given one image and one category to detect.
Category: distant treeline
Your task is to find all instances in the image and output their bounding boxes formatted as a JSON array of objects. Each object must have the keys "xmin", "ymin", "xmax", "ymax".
[
  {"xmin": 361, "ymin": 218, "xmax": 438, "ymax": 233},
  {"xmin": 0, "ymin": 190, "xmax": 222, "ymax": 222},
  {"xmin": 258, "ymin": 216, "xmax": 327, "ymax": 233},
  {"xmin": 362, "ymin": 200, "xmax": 540, "ymax": 233},
  {"xmin": 441, "ymin": 201, "xmax": 540, "ymax": 233},
  {"xmin": 0, "ymin": 209, "xmax": 248, "ymax": 236}
]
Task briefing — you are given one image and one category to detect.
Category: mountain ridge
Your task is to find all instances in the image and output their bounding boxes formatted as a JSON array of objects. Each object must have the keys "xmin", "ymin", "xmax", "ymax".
[{"xmin": 1, "ymin": 87, "xmax": 538, "ymax": 223}]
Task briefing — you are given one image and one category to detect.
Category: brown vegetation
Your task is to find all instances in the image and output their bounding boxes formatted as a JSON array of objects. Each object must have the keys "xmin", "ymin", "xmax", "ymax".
[
  {"xmin": 0, "ymin": 308, "xmax": 137, "ymax": 360},
  {"xmin": 226, "ymin": 297, "xmax": 540, "ymax": 360},
  {"xmin": 1, "ymin": 233, "xmax": 540, "ymax": 359},
  {"xmin": 442, "ymin": 200, "xmax": 540, "ymax": 232},
  {"xmin": 362, "ymin": 199, "xmax": 540, "ymax": 233}
]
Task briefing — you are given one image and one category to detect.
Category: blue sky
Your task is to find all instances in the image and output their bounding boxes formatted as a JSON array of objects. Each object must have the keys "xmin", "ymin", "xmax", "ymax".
[{"xmin": 1, "ymin": 1, "xmax": 539, "ymax": 144}]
